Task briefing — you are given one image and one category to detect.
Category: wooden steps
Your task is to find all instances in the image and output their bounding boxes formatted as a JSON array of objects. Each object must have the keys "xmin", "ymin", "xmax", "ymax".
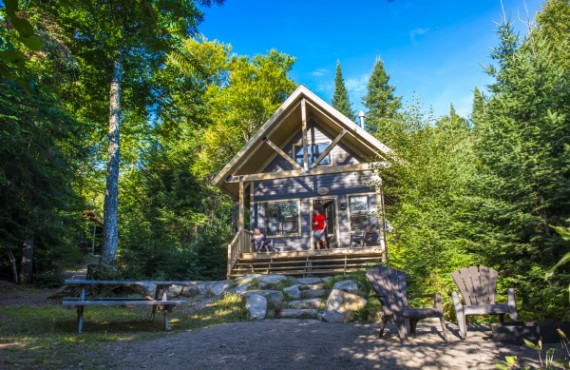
[{"xmin": 228, "ymin": 247, "xmax": 384, "ymax": 278}]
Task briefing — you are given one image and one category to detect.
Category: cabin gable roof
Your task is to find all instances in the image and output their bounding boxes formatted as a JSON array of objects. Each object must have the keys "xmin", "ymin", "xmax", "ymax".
[{"xmin": 212, "ymin": 85, "xmax": 393, "ymax": 198}]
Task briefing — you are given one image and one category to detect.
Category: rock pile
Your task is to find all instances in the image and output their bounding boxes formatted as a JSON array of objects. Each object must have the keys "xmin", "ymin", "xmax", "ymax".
[{"xmin": 169, "ymin": 274, "xmax": 367, "ymax": 323}]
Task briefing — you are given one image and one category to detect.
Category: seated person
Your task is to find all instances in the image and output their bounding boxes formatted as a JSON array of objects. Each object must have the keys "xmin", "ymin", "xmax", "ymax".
[{"xmin": 252, "ymin": 228, "xmax": 273, "ymax": 252}]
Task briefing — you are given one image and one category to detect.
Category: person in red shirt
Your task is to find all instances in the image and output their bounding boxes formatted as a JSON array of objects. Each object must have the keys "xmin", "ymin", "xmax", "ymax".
[{"xmin": 312, "ymin": 209, "xmax": 327, "ymax": 250}]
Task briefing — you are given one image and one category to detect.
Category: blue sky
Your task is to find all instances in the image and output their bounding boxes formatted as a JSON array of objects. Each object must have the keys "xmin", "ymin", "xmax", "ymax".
[{"xmin": 199, "ymin": 0, "xmax": 544, "ymax": 119}]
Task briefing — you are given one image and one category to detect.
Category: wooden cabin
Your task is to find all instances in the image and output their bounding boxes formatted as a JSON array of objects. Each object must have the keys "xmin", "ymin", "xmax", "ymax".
[{"xmin": 212, "ymin": 85, "xmax": 393, "ymax": 278}]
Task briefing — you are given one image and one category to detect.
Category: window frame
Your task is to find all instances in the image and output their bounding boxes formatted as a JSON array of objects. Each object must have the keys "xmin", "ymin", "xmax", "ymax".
[
  {"xmin": 257, "ymin": 199, "xmax": 301, "ymax": 238},
  {"xmin": 347, "ymin": 193, "xmax": 378, "ymax": 234},
  {"xmin": 292, "ymin": 142, "xmax": 332, "ymax": 167}
]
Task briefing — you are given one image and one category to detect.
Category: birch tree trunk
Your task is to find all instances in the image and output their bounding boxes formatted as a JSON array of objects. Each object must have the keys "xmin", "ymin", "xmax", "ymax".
[
  {"xmin": 100, "ymin": 57, "xmax": 123, "ymax": 268},
  {"xmin": 5, "ymin": 247, "xmax": 19, "ymax": 283},
  {"xmin": 19, "ymin": 236, "xmax": 34, "ymax": 284}
]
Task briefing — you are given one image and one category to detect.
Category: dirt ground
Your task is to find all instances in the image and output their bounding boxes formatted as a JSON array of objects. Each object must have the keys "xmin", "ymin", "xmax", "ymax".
[
  {"xmin": 99, "ymin": 319, "xmax": 543, "ymax": 370},
  {"xmin": 0, "ymin": 280, "xmax": 554, "ymax": 369}
]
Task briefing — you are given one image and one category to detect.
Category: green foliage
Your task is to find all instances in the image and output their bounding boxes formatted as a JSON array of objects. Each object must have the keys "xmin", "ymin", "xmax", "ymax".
[
  {"xmin": 331, "ymin": 61, "xmax": 356, "ymax": 121},
  {"xmin": 194, "ymin": 49, "xmax": 296, "ymax": 178},
  {"xmin": 378, "ymin": 98, "xmax": 476, "ymax": 294},
  {"xmin": 471, "ymin": 15, "xmax": 570, "ymax": 318},
  {"xmin": 113, "ymin": 41, "xmax": 295, "ymax": 279},
  {"xmin": 0, "ymin": 0, "xmax": 43, "ymax": 92},
  {"xmin": 0, "ymin": 79, "xmax": 87, "ymax": 281},
  {"xmin": 362, "ymin": 57, "xmax": 402, "ymax": 135}
]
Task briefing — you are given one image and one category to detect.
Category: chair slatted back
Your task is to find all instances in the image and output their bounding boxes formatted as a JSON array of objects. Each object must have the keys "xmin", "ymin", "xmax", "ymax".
[
  {"xmin": 366, "ymin": 266, "xmax": 408, "ymax": 313},
  {"xmin": 451, "ymin": 265, "xmax": 498, "ymax": 305}
]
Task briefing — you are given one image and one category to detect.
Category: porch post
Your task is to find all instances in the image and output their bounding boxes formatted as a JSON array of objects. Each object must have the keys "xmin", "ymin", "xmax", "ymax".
[
  {"xmin": 238, "ymin": 179, "xmax": 244, "ymax": 231},
  {"xmin": 376, "ymin": 178, "xmax": 388, "ymax": 263},
  {"xmin": 301, "ymin": 98, "xmax": 309, "ymax": 171}
]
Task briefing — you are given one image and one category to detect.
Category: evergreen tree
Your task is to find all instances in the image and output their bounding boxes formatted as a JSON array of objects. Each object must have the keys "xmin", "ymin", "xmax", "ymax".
[
  {"xmin": 362, "ymin": 57, "xmax": 402, "ymax": 135},
  {"xmin": 472, "ymin": 11, "xmax": 570, "ymax": 318},
  {"xmin": 0, "ymin": 80, "xmax": 86, "ymax": 283},
  {"xmin": 331, "ymin": 61, "xmax": 356, "ymax": 121}
]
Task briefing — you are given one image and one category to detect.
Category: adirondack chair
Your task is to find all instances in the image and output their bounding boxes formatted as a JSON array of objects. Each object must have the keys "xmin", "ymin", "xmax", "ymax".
[
  {"xmin": 366, "ymin": 266, "xmax": 447, "ymax": 342},
  {"xmin": 451, "ymin": 266, "xmax": 518, "ymax": 339}
]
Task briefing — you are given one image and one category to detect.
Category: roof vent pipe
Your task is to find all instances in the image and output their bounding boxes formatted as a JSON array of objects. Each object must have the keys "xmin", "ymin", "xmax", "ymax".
[{"xmin": 357, "ymin": 111, "xmax": 365, "ymax": 129}]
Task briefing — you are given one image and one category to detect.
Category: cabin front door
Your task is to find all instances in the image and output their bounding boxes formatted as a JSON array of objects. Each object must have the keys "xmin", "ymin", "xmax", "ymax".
[{"xmin": 312, "ymin": 198, "xmax": 337, "ymax": 249}]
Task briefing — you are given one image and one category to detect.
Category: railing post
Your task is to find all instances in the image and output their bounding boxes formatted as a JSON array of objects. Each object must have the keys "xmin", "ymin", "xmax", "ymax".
[{"xmin": 227, "ymin": 240, "xmax": 232, "ymax": 278}]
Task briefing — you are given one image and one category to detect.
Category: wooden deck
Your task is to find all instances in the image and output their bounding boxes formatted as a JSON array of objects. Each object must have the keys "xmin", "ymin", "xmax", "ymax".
[{"xmin": 229, "ymin": 246, "xmax": 384, "ymax": 278}]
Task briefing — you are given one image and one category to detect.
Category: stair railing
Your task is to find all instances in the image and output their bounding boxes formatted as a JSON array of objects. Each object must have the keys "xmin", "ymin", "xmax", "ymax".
[{"xmin": 227, "ymin": 228, "xmax": 253, "ymax": 278}]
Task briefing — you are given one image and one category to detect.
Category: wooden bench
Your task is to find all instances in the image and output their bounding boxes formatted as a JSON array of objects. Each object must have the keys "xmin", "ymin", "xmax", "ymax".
[{"xmin": 63, "ymin": 280, "xmax": 189, "ymax": 333}]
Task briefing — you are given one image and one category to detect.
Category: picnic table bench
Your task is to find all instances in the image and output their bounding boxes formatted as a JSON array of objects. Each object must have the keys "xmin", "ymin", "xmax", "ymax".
[{"xmin": 63, "ymin": 279, "xmax": 190, "ymax": 333}]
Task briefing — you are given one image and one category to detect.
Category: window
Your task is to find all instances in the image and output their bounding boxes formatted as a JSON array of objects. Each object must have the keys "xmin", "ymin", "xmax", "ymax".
[
  {"xmin": 263, "ymin": 201, "xmax": 299, "ymax": 236},
  {"xmin": 294, "ymin": 143, "xmax": 331, "ymax": 166},
  {"xmin": 349, "ymin": 195, "xmax": 377, "ymax": 232}
]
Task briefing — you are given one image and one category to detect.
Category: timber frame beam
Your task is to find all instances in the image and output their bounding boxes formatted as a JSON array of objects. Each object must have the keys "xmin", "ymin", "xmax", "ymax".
[
  {"xmin": 310, "ymin": 129, "xmax": 347, "ymax": 170},
  {"xmin": 226, "ymin": 162, "xmax": 379, "ymax": 183},
  {"xmin": 263, "ymin": 137, "xmax": 303, "ymax": 171}
]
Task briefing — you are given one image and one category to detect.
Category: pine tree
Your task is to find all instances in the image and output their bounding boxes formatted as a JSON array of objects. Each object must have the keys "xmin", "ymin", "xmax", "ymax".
[
  {"xmin": 331, "ymin": 61, "xmax": 356, "ymax": 121},
  {"xmin": 362, "ymin": 57, "xmax": 401, "ymax": 134}
]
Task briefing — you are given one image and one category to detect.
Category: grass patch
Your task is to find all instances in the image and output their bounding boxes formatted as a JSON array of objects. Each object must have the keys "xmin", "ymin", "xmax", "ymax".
[{"xmin": 0, "ymin": 293, "xmax": 247, "ymax": 369}]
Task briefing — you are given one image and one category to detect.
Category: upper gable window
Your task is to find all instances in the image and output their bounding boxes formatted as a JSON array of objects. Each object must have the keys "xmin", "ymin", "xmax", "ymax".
[{"xmin": 294, "ymin": 143, "xmax": 331, "ymax": 166}]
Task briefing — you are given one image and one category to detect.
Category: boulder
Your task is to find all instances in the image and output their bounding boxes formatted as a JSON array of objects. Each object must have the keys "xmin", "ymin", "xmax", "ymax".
[
  {"xmin": 287, "ymin": 298, "xmax": 324, "ymax": 309},
  {"xmin": 283, "ymin": 285, "xmax": 301, "ymax": 300},
  {"xmin": 301, "ymin": 289, "xmax": 327, "ymax": 299},
  {"xmin": 241, "ymin": 290, "xmax": 283, "ymax": 309},
  {"xmin": 234, "ymin": 274, "xmax": 259, "ymax": 286},
  {"xmin": 333, "ymin": 280, "xmax": 360, "ymax": 295},
  {"xmin": 299, "ymin": 283, "xmax": 324, "ymax": 291},
  {"xmin": 256, "ymin": 275, "xmax": 288, "ymax": 289},
  {"xmin": 196, "ymin": 283, "xmax": 211, "ymax": 296},
  {"xmin": 246, "ymin": 294, "xmax": 267, "ymax": 320},
  {"xmin": 297, "ymin": 277, "xmax": 322, "ymax": 285},
  {"xmin": 322, "ymin": 289, "xmax": 367, "ymax": 323},
  {"xmin": 133, "ymin": 282, "xmax": 157, "ymax": 297},
  {"xmin": 279, "ymin": 309, "xmax": 319, "ymax": 319},
  {"xmin": 210, "ymin": 280, "xmax": 233, "ymax": 296},
  {"xmin": 229, "ymin": 284, "xmax": 250, "ymax": 294},
  {"xmin": 180, "ymin": 285, "xmax": 201, "ymax": 298}
]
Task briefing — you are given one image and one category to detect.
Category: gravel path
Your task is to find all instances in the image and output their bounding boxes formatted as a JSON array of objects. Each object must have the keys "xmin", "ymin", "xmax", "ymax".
[{"xmin": 105, "ymin": 319, "xmax": 541, "ymax": 369}]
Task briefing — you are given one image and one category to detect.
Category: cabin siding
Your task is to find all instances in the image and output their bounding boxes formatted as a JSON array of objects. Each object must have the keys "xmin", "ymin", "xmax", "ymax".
[{"xmin": 248, "ymin": 119, "xmax": 381, "ymax": 251}]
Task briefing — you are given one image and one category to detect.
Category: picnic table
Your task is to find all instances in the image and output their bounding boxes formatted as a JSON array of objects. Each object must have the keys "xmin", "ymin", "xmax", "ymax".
[{"xmin": 63, "ymin": 280, "xmax": 189, "ymax": 333}]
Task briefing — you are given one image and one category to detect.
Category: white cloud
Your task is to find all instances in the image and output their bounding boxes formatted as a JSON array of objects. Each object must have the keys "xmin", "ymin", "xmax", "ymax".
[
  {"xmin": 346, "ymin": 74, "xmax": 369, "ymax": 110},
  {"xmin": 409, "ymin": 27, "xmax": 430, "ymax": 44},
  {"xmin": 345, "ymin": 74, "xmax": 369, "ymax": 97},
  {"xmin": 311, "ymin": 68, "xmax": 329, "ymax": 77}
]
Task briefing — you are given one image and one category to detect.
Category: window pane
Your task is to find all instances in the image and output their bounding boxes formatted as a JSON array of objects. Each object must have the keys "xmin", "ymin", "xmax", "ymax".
[
  {"xmin": 266, "ymin": 203, "xmax": 280, "ymax": 217},
  {"xmin": 315, "ymin": 143, "xmax": 330, "ymax": 165},
  {"xmin": 263, "ymin": 201, "xmax": 299, "ymax": 236},
  {"xmin": 350, "ymin": 196, "xmax": 368, "ymax": 213},
  {"xmin": 294, "ymin": 144, "xmax": 330, "ymax": 165},
  {"xmin": 282, "ymin": 217, "xmax": 298, "ymax": 234},
  {"xmin": 351, "ymin": 214, "xmax": 369, "ymax": 231},
  {"xmin": 281, "ymin": 201, "xmax": 298, "ymax": 217},
  {"xmin": 267, "ymin": 217, "xmax": 280, "ymax": 235}
]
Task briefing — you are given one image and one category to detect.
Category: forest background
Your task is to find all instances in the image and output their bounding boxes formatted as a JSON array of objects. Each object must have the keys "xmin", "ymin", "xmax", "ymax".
[{"xmin": 0, "ymin": 0, "xmax": 568, "ymax": 320}]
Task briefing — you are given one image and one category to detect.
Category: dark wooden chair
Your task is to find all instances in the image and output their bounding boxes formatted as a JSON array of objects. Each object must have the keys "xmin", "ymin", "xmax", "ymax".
[
  {"xmin": 366, "ymin": 266, "xmax": 447, "ymax": 342},
  {"xmin": 350, "ymin": 226, "xmax": 380, "ymax": 247},
  {"xmin": 451, "ymin": 265, "xmax": 518, "ymax": 339}
]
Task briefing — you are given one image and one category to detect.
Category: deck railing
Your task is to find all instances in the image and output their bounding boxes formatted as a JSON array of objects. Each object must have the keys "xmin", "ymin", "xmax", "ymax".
[{"xmin": 227, "ymin": 228, "xmax": 253, "ymax": 278}]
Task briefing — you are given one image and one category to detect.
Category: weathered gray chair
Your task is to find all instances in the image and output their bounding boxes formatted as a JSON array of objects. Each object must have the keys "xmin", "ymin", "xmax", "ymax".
[
  {"xmin": 451, "ymin": 265, "xmax": 518, "ymax": 339},
  {"xmin": 366, "ymin": 266, "xmax": 447, "ymax": 342}
]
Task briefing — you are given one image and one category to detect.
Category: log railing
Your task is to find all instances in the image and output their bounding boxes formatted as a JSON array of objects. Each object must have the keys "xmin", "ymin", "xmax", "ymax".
[{"xmin": 227, "ymin": 229, "xmax": 253, "ymax": 278}]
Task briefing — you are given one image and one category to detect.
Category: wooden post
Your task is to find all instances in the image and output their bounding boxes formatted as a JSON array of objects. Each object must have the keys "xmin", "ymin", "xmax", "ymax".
[
  {"xmin": 238, "ymin": 180, "xmax": 244, "ymax": 232},
  {"xmin": 301, "ymin": 99, "xmax": 309, "ymax": 171},
  {"xmin": 375, "ymin": 178, "xmax": 388, "ymax": 263}
]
